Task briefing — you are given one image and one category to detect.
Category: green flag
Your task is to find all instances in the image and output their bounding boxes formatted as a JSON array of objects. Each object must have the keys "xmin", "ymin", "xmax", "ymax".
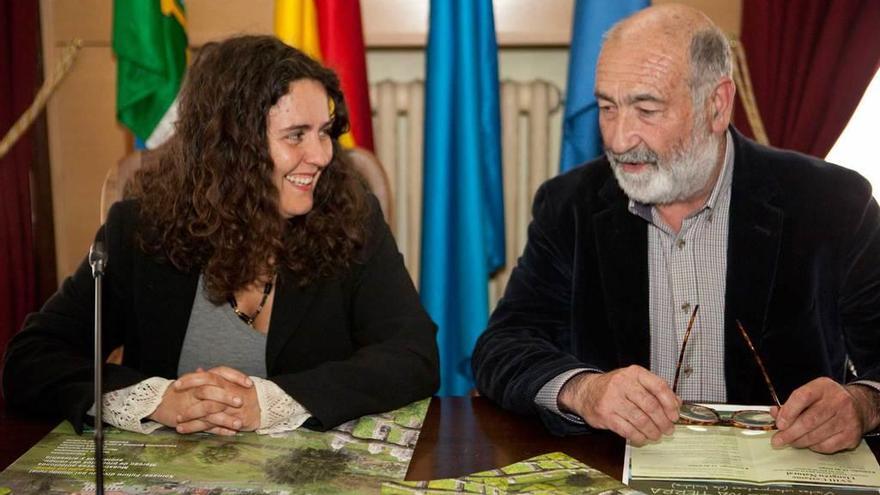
[{"xmin": 112, "ymin": 0, "xmax": 187, "ymax": 146}]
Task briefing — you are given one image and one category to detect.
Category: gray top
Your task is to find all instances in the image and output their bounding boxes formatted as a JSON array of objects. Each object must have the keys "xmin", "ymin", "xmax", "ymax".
[{"xmin": 177, "ymin": 275, "xmax": 268, "ymax": 378}]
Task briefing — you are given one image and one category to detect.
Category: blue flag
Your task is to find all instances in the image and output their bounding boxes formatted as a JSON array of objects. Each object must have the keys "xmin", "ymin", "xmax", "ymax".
[
  {"xmin": 560, "ymin": 0, "xmax": 648, "ymax": 172},
  {"xmin": 421, "ymin": 0, "xmax": 505, "ymax": 396}
]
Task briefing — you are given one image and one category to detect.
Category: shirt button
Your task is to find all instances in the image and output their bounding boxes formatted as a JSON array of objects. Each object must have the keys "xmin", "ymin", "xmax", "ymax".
[
  {"xmin": 681, "ymin": 302, "xmax": 691, "ymax": 312},
  {"xmin": 683, "ymin": 366, "xmax": 693, "ymax": 377},
  {"xmin": 707, "ymin": 212, "xmax": 714, "ymax": 223},
  {"xmin": 676, "ymin": 239, "xmax": 686, "ymax": 249}
]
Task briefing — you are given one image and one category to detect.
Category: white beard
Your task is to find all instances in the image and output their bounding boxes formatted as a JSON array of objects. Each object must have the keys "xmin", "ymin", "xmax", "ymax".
[{"xmin": 607, "ymin": 124, "xmax": 721, "ymax": 205}]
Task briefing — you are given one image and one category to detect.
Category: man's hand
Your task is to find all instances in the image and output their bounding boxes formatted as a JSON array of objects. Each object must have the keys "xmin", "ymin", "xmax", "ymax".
[
  {"xmin": 173, "ymin": 366, "xmax": 261, "ymax": 435},
  {"xmin": 558, "ymin": 366, "xmax": 681, "ymax": 445},
  {"xmin": 770, "ymin": 377, "xmax": 880, "ymax": 453}
]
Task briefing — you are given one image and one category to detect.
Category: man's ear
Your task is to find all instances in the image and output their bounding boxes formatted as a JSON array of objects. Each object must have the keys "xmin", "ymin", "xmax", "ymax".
[{"xmin": 709, "ymin": 77, "xmax": 736, "ymax": 133}]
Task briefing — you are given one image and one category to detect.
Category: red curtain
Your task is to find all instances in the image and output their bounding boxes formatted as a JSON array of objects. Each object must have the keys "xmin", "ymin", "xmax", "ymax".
[
  {"xmin": 0, "ymin": 0, "xmax": 39, "ymax": 360},
  {"xmin": 734, "ymin": 0, "xmax": 880, "ymax": 157}
]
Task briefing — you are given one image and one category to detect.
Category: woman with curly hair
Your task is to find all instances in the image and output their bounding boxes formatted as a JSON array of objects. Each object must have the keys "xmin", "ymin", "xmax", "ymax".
[{"xmin": 2, "ymin": 35, "xmax": 439, "ymax": 435}]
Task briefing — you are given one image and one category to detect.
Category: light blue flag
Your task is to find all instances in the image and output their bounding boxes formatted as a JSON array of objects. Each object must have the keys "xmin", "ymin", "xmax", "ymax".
[
  {"xmin": 421, "ymin": 0, "xmax": 505, "ymax": 396},
  {"xmin": 560, "ymin": 0, "xmax": 649, "ymax": 172}
]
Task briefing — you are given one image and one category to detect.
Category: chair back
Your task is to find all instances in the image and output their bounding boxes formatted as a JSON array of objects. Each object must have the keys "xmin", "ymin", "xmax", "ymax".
[
  {"xmin": 100, "ymin": 150, "xmax": 152, "ymax": 223},
  {"xmin": 343, "ymin": 147, "xmax": 394, "ymax": 228}
]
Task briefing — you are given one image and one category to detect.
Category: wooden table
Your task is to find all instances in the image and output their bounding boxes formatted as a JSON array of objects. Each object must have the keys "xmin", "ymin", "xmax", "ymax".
[
  {"xmin": 0, "ymin": 396, "xmax": 55, "ymax": 473},
  {"xmin": 406, "ymin": 396, "xmax": 623, "ymax": 480}
]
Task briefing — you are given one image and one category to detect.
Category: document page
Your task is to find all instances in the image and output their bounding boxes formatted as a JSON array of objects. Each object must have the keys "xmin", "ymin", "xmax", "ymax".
[{"xmin": 626, "ymin": 404, "xmax": 880, "ymax": 488}]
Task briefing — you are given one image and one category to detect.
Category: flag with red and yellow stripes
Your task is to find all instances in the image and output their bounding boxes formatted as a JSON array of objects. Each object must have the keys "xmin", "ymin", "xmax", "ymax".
[{"xmin": 275, "ymin": 0, "xmax": 374, "ymax": 151}]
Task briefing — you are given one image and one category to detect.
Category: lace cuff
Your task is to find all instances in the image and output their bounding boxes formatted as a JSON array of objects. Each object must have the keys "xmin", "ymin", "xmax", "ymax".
[
  {"xmin": 251, "ymin": 376, "xmax": 311, "ymax": 435},
  {"xmin": 91, "ymin": 377, "xmax": 173, "ymax": 434}
]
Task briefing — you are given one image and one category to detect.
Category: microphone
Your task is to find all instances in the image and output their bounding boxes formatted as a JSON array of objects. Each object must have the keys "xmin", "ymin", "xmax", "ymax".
[
  {"xmin": 89, "ymin": 240, "xmax": 107, "ymax": 495},
  {"xmin": 89, "ymin": 241, "xmax": 107, "ymax": 277}
]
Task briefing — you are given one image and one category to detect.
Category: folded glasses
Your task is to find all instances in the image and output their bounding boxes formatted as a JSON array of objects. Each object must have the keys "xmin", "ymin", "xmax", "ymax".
[{"xmin": 672, "ymin": 305, "xmax": 780, "ymax": 430}]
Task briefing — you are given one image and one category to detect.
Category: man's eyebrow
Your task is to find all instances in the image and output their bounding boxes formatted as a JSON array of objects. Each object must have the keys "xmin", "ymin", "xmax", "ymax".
[
  {"xmin": 626, "ymin": 93, "xmax": 665, "ymax": 105},
  {"xmin": 594, "ymin": 91, "xmax": 615, "ymax": 102},
  {"xmin": 593, "ymin": 92, "xmax": 666, "ymax": 105}
]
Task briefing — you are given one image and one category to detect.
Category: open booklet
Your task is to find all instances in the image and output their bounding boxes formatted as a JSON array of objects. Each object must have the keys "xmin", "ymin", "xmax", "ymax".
[
  {"xmin": 0, "ymin": 398, "xmax": 430, "ymax": 495},
  {"xmin": 624, "ymin": 404, "xmax": 880, "ymax": 495}
]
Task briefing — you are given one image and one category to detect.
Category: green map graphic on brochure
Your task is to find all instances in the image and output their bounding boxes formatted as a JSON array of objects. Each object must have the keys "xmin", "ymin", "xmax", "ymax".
[
  {"xmin": 383, "ymin": 452, "xmax": 645, "ymax": 495},
  {"xmin": 0, "ymin": 398, "xmax": 429, "ymax": 494}
]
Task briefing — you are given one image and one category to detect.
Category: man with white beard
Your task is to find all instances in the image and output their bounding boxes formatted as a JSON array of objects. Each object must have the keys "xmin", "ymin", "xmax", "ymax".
[{"xmin": 472, "ymin": 4, "xmax": 880, "ymax": 455}]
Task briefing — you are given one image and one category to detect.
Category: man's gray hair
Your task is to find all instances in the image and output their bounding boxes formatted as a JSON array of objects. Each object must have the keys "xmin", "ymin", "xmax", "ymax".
[{"xmin": 689, "ymin": 27, "xmax": 732, "ymax": 107}]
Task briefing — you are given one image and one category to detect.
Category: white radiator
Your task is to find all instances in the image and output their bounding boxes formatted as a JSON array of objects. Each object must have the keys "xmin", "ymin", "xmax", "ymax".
[{"xmin": 369, "ymin": 79, "xmax": 563, "ymax": 303}]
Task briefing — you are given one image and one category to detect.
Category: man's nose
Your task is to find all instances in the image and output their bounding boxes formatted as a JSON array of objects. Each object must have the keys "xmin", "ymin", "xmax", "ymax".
[{"xmin": 606, "ymin": 111, "xmax": 640, "ymax": 154}]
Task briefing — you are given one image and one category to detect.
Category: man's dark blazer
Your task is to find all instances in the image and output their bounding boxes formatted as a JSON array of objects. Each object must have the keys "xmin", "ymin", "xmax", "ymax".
[
  {"xmin": 472, "ymin": 128, "xmax": 880, "ymax": 436},
  {"xmin": 3, "ymin": 197, "xmax": 439, "ymax": 433}
]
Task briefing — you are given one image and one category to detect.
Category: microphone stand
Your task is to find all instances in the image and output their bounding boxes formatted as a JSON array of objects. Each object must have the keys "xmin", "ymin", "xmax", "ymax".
[{"xmin": 89, "ymin": 242, "xmax": 107, "ymax": 495}]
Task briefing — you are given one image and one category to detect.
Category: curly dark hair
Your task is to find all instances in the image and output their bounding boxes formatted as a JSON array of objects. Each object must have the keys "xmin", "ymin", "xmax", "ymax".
[{"xmin": 131, "ymin": 35, "xmax": 369, "ymax": 303}]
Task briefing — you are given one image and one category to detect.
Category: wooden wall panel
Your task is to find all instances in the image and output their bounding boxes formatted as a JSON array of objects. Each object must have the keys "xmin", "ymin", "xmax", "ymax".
[
  {"xmin": 655, "ymin": 0, "xmax": 742, "ymax": 35},
  {"xmin": 187, "ymin": 0, "xmax": 578, "ymax": 47},
  {"xmin": 186, "ymin": 0, "xmax": 274, "ymax": 46},
  {"xmin": 41, "ymin": 0, "xmax": 126, "ymax": 281},
  {"xmin": 361, "ymin": 0, "xmax": 575, "ymax": 47},
  {"xmin": 361, "ymin": 0, "xmax": 740, "ymax": 47},
  {"xmin": 46, "ymin": 0, "xmax": 111, "ymax": 44}
]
